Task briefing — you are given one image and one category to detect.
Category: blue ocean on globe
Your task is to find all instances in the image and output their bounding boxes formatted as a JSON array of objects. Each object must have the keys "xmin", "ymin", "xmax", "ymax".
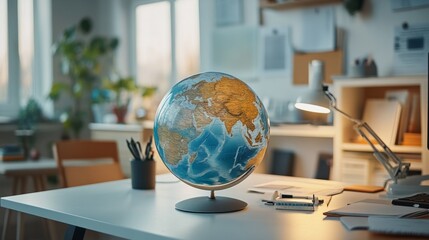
[{"xmin": 154, "ymin": 72, "xmax": 270, "ymax": 189}]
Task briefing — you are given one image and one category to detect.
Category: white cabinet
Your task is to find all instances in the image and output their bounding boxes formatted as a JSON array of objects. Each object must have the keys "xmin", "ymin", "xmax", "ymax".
[
  {"xmin": 89, "ymin": 123, "xmax": 170, "ymax": 177},
  {"xmin": 332, "ymin": 76, "xmax": 428, "ymax": 185}
]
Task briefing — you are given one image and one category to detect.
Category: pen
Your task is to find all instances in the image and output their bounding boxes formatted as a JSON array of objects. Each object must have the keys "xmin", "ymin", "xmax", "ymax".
[
  {"xmin": 326, "ymin": 195, "xmax": 332, "ymax": 207},
  {"xmin": 280, "ymin": 194, "xmax": 315, "ymax": 200},
  {"xmin": 126, "ymin": 139, "xmax": 139, "ymax": 160},
  {"xmin": 273, "ymin": 191, "xmax": 324, "ymax": 205}
]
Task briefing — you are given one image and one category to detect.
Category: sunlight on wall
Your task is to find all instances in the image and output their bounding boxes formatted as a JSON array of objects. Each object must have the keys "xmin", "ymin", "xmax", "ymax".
[
  {"xmin": 0, "ymin": 0, "xmax": 8, "ymax": 103},
  {"xmin": 135, "ymin": 0, "xmax": 200, "ymax": 94},
  {"xmin": 136, "ymin": 1, "xmax": 171, "ymax": 93},
  {"xmin": 18, "ymin": 0, "xmax": 34, "ymax": 105},
  {"xmin": 175, "ymin": 0, "xmax": 200, "ymax": 81}
]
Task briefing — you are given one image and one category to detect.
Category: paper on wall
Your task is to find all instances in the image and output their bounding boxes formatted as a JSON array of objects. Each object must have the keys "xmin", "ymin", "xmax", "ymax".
[
  {"xmin": 294, "ymin": 6, "xmax": 335, "ymax": 52},
  {"xmin": 393, "ymin": 23, "xmax": 429, "ymax": 75},
  {"xmin": 258, "ymin": 26, "xmax": 292, "ymax": 77}
]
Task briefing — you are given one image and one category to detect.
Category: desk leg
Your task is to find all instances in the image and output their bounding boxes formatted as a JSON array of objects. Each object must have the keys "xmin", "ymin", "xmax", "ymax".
[
  {"xmin": 16, "ymin": 212, "xmax": 24, "ymax": 240},
  {"xmin": 65, "ymin": 226, "xmax": 86, "ymax": 240}
]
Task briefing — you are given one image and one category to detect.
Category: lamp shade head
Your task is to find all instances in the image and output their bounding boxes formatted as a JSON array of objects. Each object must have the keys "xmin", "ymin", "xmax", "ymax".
[{"xmin": 294, "ymin": 91, "xmax": 331, "ymax": 114}]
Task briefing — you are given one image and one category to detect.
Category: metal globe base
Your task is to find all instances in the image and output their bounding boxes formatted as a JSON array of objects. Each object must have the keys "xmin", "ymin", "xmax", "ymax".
[{"xmin": 175, "ymin": 190, "xmax": 247, "ymax": 213}]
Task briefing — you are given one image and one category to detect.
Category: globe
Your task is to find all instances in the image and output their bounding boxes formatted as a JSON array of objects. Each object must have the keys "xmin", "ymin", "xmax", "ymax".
[{"xmin": 154, "ymin": 72, "xmax": 270, "ymax": 193}]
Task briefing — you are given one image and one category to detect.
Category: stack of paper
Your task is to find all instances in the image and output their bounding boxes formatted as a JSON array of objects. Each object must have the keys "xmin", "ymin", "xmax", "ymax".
[
  {"xmin": 324, "ymin": 201, "xmax": 428, "ymax": 217},
  {"xmin": 368, "ymin": 216, "xmax": 429, "ymax": 236},
  {"xmin": 329, "ymin": 199, "xmax": 429, "ymax": 237}
]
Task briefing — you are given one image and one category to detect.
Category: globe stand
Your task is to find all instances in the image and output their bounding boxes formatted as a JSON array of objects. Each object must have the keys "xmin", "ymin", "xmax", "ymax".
[{"xmin": 175, "ymin": 190, "xmax": 247, "ymax": 213}]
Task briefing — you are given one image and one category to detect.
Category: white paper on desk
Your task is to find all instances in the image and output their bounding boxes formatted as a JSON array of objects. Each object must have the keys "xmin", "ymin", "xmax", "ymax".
[
  {"xmin": 340, "ymin": 217, "xmax": 369, "ymax": 231},
  {"xmin": 325, "ymin": 202, "xmax": 428, "ymax": 217},
  {"xmin": 248, "ymin": 180, "xmax": 344, "ymax": 196},
  {"xmin": 368, "ymin": 216, "xmax": 429, "ymax": 236},
  {"xmin": 294, "ymin": 6, "xmax": 335, "ymax": 52}
]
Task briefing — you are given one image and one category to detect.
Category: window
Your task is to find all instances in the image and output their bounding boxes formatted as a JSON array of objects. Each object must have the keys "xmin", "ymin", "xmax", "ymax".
[
  {"xmin": 0, "ymin": 0, "xmax": 52, "ymax": 119},
  {"xmin": 0, "ymin": 0, "xmax": 8, "ymax": 103},
  {"xmin": 133, "ymin": 0, "xmax": 200, "ymax": 95}
]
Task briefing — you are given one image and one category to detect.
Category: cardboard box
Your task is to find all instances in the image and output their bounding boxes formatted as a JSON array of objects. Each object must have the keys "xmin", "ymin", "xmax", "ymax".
[{"xmin": 293, "ymin": 50, "xmax": 343, "ymax": 85}]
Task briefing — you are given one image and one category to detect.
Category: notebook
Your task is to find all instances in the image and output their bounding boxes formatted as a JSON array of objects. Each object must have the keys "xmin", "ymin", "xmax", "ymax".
[
  {"xmin": 368, "ymin": 216, "xmax": 429, "ymax": 236},
  {"xmin": 324, "ymin": 200, "xmax": 429, "ymax": 217}
]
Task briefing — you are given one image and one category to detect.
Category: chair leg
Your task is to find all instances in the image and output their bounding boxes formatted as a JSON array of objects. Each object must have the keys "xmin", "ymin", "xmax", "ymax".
[
  {"xmin": 2, "ymin": 176, "xmax": 21, "ymax": 240},
  {"xmin": 1, "ymin": 209, "xmax": 10, "ymax": 240},
  {"xmin": 45, "ymin": 220, "xmax": 57, "ymax": 240}
]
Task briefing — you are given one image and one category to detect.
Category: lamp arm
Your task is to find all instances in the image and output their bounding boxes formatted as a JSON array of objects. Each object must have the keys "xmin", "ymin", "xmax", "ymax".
[
  {"xmin": 323, "ymin": 86, "xmax": 410, "ymax": 184},
  {"xmin": 353, "ymin": 122, "xmax": 410, "ymax": 183}
]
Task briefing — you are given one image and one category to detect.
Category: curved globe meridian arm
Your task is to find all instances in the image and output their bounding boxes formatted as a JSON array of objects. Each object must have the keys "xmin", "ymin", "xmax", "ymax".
[{"xmin": 323, "ymin": 85, "xmax": 410, "ymax": 185}]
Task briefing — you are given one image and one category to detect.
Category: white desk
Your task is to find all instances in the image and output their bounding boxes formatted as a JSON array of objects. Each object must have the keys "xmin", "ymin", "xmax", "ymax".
[{"xmin": 0, "ymin": 174, "xmax": 401, "ymax": 240}]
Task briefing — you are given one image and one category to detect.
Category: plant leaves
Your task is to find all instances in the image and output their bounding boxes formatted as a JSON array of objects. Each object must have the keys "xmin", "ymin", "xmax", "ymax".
[
  {"xmin": 79, "ymin": 17, "xmax": 92, "ymax": 34},
  {"xmin": 48, "ymin": 82, "xmax": 69, "ymax": 101}
]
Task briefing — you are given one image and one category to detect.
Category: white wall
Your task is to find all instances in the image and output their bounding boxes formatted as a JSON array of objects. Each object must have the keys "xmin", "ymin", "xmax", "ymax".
[
  {"xmin": 200, "ymin": 0, "xmax": 429, "ymax": 102},
  {"xmin": 199, "ymin": 0, "xmax": 429, "ymax": 178}
]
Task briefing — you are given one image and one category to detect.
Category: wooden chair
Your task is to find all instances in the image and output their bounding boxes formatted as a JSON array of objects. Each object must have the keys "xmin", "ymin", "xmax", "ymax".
[{"xmin": 53, "ymin": 140, "xmax": 125, "ymax": 188}]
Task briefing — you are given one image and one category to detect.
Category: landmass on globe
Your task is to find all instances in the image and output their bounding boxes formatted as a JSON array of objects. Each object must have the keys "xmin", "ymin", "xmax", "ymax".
[{"xmin": 154, "ymin": 72, "xmax": 270, "ymax": 188}]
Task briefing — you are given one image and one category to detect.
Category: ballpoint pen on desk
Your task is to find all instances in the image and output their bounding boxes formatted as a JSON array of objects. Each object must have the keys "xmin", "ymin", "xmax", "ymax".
[{"xmin": 273, "ymin": 191, "xmax": 324, "ymax": 205}]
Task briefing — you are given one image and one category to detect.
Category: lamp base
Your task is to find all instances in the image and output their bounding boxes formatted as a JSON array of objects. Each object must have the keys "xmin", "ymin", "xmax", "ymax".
[
  {"xmin": 175, "ymin": 195, "xmax": 247, "ymax": 213},
  {"xmin": 387, "ymin": 175, "xmax": 429, "ymax": 197}
]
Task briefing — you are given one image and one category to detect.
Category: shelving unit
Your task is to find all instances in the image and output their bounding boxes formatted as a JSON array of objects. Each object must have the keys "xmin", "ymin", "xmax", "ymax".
[
  {"xmin": 259, "ymin": 0, "xmax": 341, "ymax": 10},
  {"xmin": 258, "ymin": 0, "xmax": 342, "ymax": 25},
  {"xmin": 332, "ymin": 76, "xmax": 428, "ymax": 185}
]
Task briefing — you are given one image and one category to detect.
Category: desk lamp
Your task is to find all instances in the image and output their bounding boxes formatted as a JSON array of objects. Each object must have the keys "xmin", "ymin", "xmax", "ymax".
[{"xmin": 295, "ymin": 60, "xmax": 429, "ymax": 196}]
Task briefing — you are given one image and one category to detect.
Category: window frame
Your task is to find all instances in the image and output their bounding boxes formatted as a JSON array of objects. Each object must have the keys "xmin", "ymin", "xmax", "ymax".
[
  {"xmin": 0, "ymin": 0, "xmax": 53, "ymax": 119},
  {"xmin": 130, "ymin": 0, "xmax": 200, "ymax": 92}
]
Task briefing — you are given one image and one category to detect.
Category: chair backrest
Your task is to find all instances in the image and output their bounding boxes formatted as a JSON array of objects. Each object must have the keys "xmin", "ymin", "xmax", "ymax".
[{"xmin": 53, "ymin": 140, "xmax": 125, "ymax": 187}]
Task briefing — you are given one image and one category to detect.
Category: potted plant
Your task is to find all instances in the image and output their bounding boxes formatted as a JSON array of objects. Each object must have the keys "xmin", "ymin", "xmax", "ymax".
[
  {"xmin": 49, "ymin": 17, "xmax": 118, "ymax": 138},
  {"xmin": 103, "ymin": 76, "xmax": 157, "ymax": 123},
  {"xmin": 103, "ymin": 76, "xmax": 136, "ymax": 123}
]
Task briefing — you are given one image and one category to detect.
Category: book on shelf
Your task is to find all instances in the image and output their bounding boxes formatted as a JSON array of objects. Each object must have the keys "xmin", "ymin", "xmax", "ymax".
[
  {"xmin": 402, "ymin": 132, "xmax": 421, "ymax": 146},
  {"xmin": 0, "ymin": 145, "xmax": 24, "ymax": 161},
  {"xmin": 407, "ymin": 93, "xmax": 421, "ymax": 133},
  {"xmin": 385, "ymin": 90, "xmax": 411, "ymax": 145},
  {"xmin": 358, "ymin": 99, "xmax": 401, "ymax": 146}
]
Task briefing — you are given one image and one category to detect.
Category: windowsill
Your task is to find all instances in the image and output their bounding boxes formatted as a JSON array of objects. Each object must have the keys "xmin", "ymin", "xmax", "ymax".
[
  {"xmin": 0, "ymin": 120, "xmax": 62, "ymax": 131},
  {"xmin": 89, "ymin": 123, "xmax": 143, "ymax": 132},
  {"xmin": 0, "ymin": 116, "xmax": 14, "ymax": 124}
]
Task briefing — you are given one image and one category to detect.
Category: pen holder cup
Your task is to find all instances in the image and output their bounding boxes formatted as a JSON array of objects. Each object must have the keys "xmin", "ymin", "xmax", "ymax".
[{"xmin": 130, "ymin": 159, "xmax": 156, "ymax": 190}]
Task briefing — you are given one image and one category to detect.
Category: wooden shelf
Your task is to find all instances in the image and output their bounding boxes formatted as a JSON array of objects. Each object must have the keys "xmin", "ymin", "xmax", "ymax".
[
  {"xmin": 270, "ymin": 124, "xmax": 334, "ymax": 138},
  {"xmin": 260, "ymin": 0, "xmax": 342, "ymax": 10},
  {"xmin": 341, "ymin": 143, "xmax": 422, "ymax": 154}
]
